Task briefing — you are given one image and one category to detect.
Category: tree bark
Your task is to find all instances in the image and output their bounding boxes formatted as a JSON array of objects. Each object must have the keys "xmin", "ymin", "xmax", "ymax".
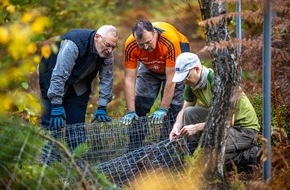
[{"xmin": 198, "ymin": 0, "xmax": 240, "ymax": 187}]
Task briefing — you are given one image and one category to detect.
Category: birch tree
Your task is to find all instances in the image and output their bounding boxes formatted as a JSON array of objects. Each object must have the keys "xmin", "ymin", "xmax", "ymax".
[{"xmin": 197, "ymin": 0, "xmax": 240, "ymax": 186}]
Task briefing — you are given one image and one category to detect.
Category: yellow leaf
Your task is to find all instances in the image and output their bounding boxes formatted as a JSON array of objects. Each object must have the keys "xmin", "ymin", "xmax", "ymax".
[
  {"xmin": 32, "ymin": 16, "xmax": 50, "ymax": 34},
  {"xmin": 27, "ymin": 94, "xmax": 41, "ymax": 114},
  {"xmin": 1, "ymin": 0, "xmax": 10, "ymax": 7},
  {"xmin": 29, "ymin": 116, "xmax": 39, "ymax": 125},
  {"xmin": 6, "ymin": 5, "xmax": 15, "ymax": 13},
  {"xmin": 10, "ymin": 67, "xmax": 24, "ymax": 80},
  {"xmin": 20, "ymin": 60, "xmax": 33, "ymax": 73},
  {"xmin": 8, "ymin": 24, "xmax": 32, "ymax": 60},
  {"xmin": 0, "ymin": 71, "xmax": 9, "ymax": 89},
  {"xmin": 0, "ymin": 94, "xmax": 12, "ymax": 110},
  {"xmin": 33, "ymin": 55, "xmax": 41, "ymax": 64},
  {"xmin": 0, "ymin": 26, "xmax": 10, "ymax": 44},
  {"xmin": 41, "ymin": 44, "xmax": 51, "ymax": 59},
  {"xmin": 22, "ymin": 12, "xmax": 34, "ymax": 23},
  {"xmin": 26, "ymin": 43, "xmax": 37, "ymax": 54}
]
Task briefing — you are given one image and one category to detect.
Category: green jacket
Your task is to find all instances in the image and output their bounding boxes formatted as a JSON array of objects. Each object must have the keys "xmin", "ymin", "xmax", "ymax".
[{"xmin": 183, "ymin": 68, "xmax": 260, "ymax": 132}]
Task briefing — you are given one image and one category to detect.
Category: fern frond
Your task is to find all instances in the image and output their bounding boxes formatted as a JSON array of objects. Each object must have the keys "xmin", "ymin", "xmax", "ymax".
[
  {"xmin": 272, "ymin": 47, "xmax": 290, "ymax": 65},
  {"xmin": 198, "ymin": 10, "xmax": 263, "ymax": 28},
  {"xmin": 273, "ymin": 0, "xmax": 290, "ymax": 14},
  {"xmin": 224, "ymin": 0, "xmax": 261, "ymax": 4},
  {"xmin": 274, "ymin": 66, "xmax": 290, "ymax": 115}
]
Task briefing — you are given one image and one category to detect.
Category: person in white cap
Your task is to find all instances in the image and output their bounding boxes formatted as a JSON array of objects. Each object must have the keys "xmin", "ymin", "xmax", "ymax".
[{"xmin": 169, "ymin": 52, "xmax": 261, "ymax": 171}]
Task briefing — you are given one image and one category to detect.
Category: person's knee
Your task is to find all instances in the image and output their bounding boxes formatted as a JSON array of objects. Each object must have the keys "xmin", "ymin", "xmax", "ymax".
[
  {"xmin": 183, "ymin": 107, "xmax": 208, "ymax": 125},
  {"xmin": 183, "ymin": 107, "xmax": 200, "ymax": 125},
  {"xmin": 183, "ymin": 107, "xmax": 193, "ymax": 119}
]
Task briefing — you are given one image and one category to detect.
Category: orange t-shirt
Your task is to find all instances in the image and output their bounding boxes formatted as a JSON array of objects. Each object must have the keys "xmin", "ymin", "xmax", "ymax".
[{"xmin": 124, "ymin": 22, "xmax": 189, "ymax": 74}]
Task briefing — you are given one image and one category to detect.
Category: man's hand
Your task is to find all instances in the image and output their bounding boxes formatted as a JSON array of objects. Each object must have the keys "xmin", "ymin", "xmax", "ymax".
[
  {"xmin": 50, "ymin": 105, "xmax": 66, "ymax": 129},
  {"xmin": 169, "ymin": 123, "xmax": 181, "ymax": 141},
  {"xmin": 179, "ymin": 123, "xmax": 205, "ymax": 137},
  {"xmin": 92, "ymin": 106, "xmax": 112, "ymax": 122},
  {"xmin": 149, "ymin": 108, "xmax": 168, "ymax": 125},
  {"xmin": 122, "ymin": 111, "xmax": 138, "ymax": 125}
]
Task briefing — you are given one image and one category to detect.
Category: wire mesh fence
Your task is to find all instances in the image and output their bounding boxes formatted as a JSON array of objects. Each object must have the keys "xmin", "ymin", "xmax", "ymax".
[
  {"xmin": 40, "ymin": 113, "xmax": 192, "ymax": 189},
  {"xmin": 95, "ymin": 138, "xmax": 190, "ymax": 189},
  {"xmin": 1, "ymin": 114, "xmax": 192, "ymax": 189},
  {"xmin": 44, "ymin": 114, "xmax": 176, "ymax": 164}
]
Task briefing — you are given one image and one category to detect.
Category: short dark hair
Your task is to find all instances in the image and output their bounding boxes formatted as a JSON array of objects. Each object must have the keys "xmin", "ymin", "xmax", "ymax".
[{"xmin": 132, "ymin": 19, "xmax": 154, "ymax": 39}]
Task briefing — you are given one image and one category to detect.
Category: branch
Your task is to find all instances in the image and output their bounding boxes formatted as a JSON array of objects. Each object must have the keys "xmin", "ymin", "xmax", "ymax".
[{"xmin": 37, "ymin": 130, "xmax": 89, "ymax": 190}]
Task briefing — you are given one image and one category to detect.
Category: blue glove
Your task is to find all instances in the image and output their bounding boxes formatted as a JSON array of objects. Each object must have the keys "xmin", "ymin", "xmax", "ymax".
[
  {"xmin": 122, "ymin": 111, "xmax": 138, "ymax": 125},
  {"xmin": 49, "ymin": 105, "xmax": 66, "ymax": 129},
  {"xmin": 92, "ymin": 106, "xmax": 111, "ymax": 122},
  {"xmin": 150, "ymin": 108, "xmax": 168, "ymax": 124}
]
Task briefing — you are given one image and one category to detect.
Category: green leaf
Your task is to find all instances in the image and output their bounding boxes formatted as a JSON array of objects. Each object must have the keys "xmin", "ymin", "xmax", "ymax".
[
  {"xmin": 21, "ymin": 82, "xmax": 29, "ymax": 90},
  {"xmin": 72, "ymin": 143, "xmax": 89, "ymax": 158}
]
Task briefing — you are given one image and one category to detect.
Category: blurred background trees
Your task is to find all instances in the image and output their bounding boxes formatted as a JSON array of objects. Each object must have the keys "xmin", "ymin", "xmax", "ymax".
[{"xmin": 0, "ymin": 0, "xmax": 119, "ymax": 123}]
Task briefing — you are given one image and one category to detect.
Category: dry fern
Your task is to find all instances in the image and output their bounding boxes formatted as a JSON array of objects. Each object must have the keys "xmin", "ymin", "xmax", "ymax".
[{"xmin": 199, "ymin": 0, "xmax": 290, "ymax": 121}]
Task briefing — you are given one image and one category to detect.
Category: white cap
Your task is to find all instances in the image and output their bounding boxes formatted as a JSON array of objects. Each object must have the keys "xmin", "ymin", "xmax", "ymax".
[{"xmin": 172, "ymin": 52, "xmax": 200, "ymax": 82}]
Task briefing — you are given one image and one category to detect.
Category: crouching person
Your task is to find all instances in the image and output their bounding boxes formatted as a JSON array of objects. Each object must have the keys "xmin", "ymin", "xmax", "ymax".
[{"xmin": 169, "ymin": 52, "xmax": 260, "ymax": 171}]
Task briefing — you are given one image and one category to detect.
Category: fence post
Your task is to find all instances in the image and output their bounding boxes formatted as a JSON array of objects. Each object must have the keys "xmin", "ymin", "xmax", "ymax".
[{"xmin": 262, "ymin": 0, "xmax": 272, "ymax": 181}]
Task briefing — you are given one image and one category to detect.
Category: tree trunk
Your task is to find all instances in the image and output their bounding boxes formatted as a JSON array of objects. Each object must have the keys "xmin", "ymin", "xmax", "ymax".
[{"xmin": 198, "ymin": 0, "xmax": 240, "ymax": 187}]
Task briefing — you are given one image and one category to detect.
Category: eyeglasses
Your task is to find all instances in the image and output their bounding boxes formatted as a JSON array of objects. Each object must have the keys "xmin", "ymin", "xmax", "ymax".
[
  {"xmin": 137, "ymin": 32, "xmax": 155, "ymax": 47},
  {"xmin": 100, "ymin": 36, "xmax": 117, "ymax": 49},
  {"xmin": 184, "ymin": 69, "xmax": 192, "ymax": 81}
]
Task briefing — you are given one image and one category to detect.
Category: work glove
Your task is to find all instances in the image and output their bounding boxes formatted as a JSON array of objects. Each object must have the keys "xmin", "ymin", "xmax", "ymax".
[
  {"xmin": 92, "ymin": 106, "xmax": 112, "ymax": 122},
  {"xmin": 149, "ymin": 108, "xmax": 168, "ymax": 125},
  {"xmin": 122, "ymin": 111, "xmax": 138, "ymax": 125},
  {"xmin": 49, "ymin": 105, "xmax": 66, "ymax": 129}
]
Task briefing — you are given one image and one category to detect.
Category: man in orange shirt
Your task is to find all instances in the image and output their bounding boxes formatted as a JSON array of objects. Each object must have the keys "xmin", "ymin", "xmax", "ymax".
[{"xmin": 122, "ymin": 19, "xmax": 190, "ymax": 151}]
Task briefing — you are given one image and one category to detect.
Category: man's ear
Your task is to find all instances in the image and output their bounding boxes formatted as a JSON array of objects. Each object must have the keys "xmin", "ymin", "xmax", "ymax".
[
  {"xmin": 94, "ymin": 33, "xmax": 101, "ymax": 40},
  {"xmin": 194, "ymin": 65, "xmax": 201, "ymax": 74}
]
